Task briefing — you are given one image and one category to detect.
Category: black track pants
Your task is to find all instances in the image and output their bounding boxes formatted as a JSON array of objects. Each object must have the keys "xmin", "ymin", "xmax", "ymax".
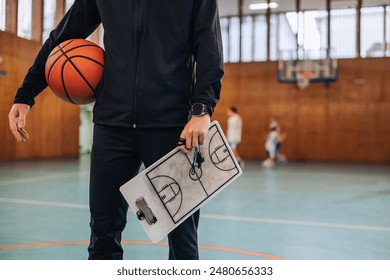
[{"xmin": 87, "ymin": 125, "xmax": 200, "ymax": 260}]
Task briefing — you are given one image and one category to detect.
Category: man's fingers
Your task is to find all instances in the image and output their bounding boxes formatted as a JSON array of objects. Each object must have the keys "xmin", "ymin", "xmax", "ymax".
[
  {"xmin": 178, "ymin": 145, "xmax": 191, "ymax": 154},
  {"xmin": 178, "ymin": 132, "xmax": 191, "ymax": 153},
  {"xmin": 17, "ymin": 110, "xmax": 27, "ymax": 130},
  {"xmin": 11, "ymin": 126, "xmax": 22, "ymax": 142},
  {"xmin": 18, "ymin": 127, "xmax": 29, "ymax": 141},
  {"xmin": 192, "ymin": 130, "xmax": 199, "ymax": 148},
  {"xmin": 8, "ymin": 114, "xmax": 21, "ymax": 142},
  {"xmin": 178, "ymin": 138, "xmax": 191, "ymax": 153},
  {"xmin": 8, "ymin": 104, "xmax": 30, "ymax": 142},
  {"xmin": 199, "ymin": 132, "xmax": 205, "ymax": 146},
  {"xmin": 179, "ymin": 115, "xmax": 210, "ymax": 153},
  {"xmin": 185, "ymin": 130, "xmax": 193, "ymax": 150}
]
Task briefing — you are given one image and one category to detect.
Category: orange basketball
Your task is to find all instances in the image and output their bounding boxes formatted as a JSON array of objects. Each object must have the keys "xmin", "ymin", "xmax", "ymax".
[{"xmin": 45, "ymin": 39, "xmax": 104, "ymax": 105}]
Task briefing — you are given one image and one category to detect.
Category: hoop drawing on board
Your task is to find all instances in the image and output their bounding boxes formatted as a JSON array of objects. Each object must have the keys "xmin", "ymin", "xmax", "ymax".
[
  {"xmin": 149, "ymin": 175, "xmax": 183, "ymax": 219},
  {"xmin": 209, "ymin": 130, "xmax": 236, "ymax": 171}
]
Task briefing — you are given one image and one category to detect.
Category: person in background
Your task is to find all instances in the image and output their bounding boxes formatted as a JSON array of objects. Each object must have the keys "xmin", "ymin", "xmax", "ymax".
[
  {"xmin": 262, "ymin": 120, "xmax": 287, "ymax": 168},
  {"xmin": 227, "ymin": 106, "xmax": 244, "ymax": 167}
]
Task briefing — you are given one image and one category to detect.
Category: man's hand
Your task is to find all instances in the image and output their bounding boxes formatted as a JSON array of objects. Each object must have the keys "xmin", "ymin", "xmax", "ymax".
[
  {"xmin": 8, "ymin": 104, "xmax": 31, "ymax": 142},
  {"xmin": 178, "ymin": 115, "xmax": 211, "ymax": 153}
]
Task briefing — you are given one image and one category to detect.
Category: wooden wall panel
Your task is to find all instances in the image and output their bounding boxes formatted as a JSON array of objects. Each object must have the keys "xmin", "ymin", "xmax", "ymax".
[
  {"xmin": 213, "ymin": 58, "xmax": 390, "ymax": 163},
  {"xmin": 0, "ymin": 31, "xmax": 80, "ymax": 160}
]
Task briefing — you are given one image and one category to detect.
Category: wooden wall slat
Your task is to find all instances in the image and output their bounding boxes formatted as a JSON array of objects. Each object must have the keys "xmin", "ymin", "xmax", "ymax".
[
  {"xmin": 5, "ymin": 0, "xmax": 17, "ymax": 34},
  {"xmin": 31, "ymin": 0, "xmax": 44, "ymax": 43}
]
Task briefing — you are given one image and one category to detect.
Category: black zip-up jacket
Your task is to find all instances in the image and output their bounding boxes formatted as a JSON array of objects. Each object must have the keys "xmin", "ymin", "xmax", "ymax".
[{"xmin": 14, "ymin": 0, "xmax": 224, "ymax": 128}]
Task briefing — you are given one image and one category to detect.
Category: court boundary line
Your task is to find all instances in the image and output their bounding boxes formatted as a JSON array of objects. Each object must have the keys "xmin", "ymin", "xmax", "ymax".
[
  {"xmin": 202, "ymin": 214, "xmax": 390, "ymax": 232},
  {"xmin": 0, "ymin": 240, "xmax": 287, "ymax": 260},
  {"xmin": 0, "ymin": 171, "xmax": 89, "ymax": 186}
]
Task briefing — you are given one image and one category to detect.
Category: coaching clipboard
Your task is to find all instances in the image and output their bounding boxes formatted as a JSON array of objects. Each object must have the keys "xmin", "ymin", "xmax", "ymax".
[{"xmin": 119, "ymin": 121, "xmax": 242, "ymax": 243}]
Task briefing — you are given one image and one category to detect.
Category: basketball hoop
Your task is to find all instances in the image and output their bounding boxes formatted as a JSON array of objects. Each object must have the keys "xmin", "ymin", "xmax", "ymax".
[
  {"xmin": 278, "ymin": 50, "xmax": 338, "ymax": 88},
  {"xmin": 297, "ymin": 70, "xmax": 314, "ymax": 90}
]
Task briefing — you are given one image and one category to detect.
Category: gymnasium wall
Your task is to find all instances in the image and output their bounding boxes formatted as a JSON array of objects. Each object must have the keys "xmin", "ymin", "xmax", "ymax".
[
  {"xmin": 213, "ymin": 59, "xmax": 390, "ymax": 163},
  {"xmin": 1, "ymin": 30, "xmax": 389, "ymax": 163},
  {"xmin": 0, "ymin": 31, "xmax": 80, "ymax": 160}
]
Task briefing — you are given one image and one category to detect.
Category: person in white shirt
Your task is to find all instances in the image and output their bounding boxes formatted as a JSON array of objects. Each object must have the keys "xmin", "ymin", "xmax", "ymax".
[
  {"xmin": 263, "ymin": 126, "xmax": 278, "ymax": 167},
  {"xmin": 263, "ymin": 121, "xmax": 287, "ymax": 167},
  {"xmin": 227, "ymin": 106, "xmax": 244, "ymax": 166}
]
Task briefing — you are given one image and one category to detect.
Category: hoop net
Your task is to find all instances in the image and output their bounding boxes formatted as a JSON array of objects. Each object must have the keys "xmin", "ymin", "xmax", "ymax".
[{"xmin": 297, "ymin": 70, "xmax": 314, "ymax": 90}]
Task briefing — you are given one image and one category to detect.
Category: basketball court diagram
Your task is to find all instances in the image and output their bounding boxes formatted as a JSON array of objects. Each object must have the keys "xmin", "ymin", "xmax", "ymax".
[
  {"xmin": 145, "ymin": 123, "xmax": 241, "ymax": 224},
  {"xmin": 120, "ymin": 121, "xmax": 242, "ymax": 242}
]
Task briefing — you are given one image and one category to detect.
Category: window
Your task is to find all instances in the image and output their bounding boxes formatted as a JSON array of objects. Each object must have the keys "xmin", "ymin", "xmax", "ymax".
[
  {"xmin": 269, "ymin": 14, "xmax": 279, "ymax": 60},
  {"xmin": 253, "ymin": 15, "xmax": 267, "ymax": 61},
  {"xmin": 229, "ymin": 17, "xmax": 240, "ymax": 62},
  {"xmin": 302, "ymin": 11, "xmax": 328, "ymax": 58},
  {"xmin": 17, "ymin": 0, "xmax": 32, "ymax": 39},
  {"xmin": 66, "ymin": 0, "xmax": 75, "ymax": 12},
  {"xmin": 278, "ymin": 13, "xmax": 298, "ymax": 60},
  {"xmin": 220, "ymin": 17, "xmax": 229, "ymax": 62},
  {"xmin": 387, "ymin": 6, "xmax": 390, "ymax": 56},
  {"xmin": 42, "ymin": 0, "xmax": 56, "ymax": 42},
  {"xmin": 218, "ymin": 0, "xmax": 390, "ymax": 62},
  {"xmin": 361, "ymin": 6, "xmax": 385, "ymax": 57},
  {"xmin": 241, "ymin": 16, "xmax": 253, "ymax": 62},
  {"xmin": 331, "ymin": 8, "xmax": 357, "ymax": 58},
  {"xmin": 0, "ymin": 0, "xmax": 5, "ymax": 31},
  {"xmin": 221, "ymin": 14, "xmax": 268, "ymax": 62}
]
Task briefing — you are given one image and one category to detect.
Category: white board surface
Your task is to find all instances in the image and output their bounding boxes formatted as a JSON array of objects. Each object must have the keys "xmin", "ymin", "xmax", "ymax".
[{"xmin": 120, "ymin": 121, "xmax": 242, "ymax": 243}]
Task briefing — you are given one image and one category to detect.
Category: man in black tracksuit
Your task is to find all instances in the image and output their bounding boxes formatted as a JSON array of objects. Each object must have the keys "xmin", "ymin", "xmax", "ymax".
[{"xmin": 8, "ymin": 0, "xmax": 224, "ymax": 260}]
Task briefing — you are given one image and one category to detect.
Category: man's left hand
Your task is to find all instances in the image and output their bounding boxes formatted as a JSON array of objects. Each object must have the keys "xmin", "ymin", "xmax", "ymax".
[{"xmin": 178, "ymin": 115, "xmax": 210, "ymax": 153}]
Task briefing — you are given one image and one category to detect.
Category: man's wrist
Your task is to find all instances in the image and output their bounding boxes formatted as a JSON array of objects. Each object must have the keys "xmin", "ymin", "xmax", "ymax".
[{"xmin": 190, "ymin": 103, "xmax": 213, "ymax": 117}]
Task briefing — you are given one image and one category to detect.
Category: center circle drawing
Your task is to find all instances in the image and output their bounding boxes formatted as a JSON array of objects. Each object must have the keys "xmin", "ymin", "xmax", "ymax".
[{"xmin": 189, "ymin": 166, "xmax": 203, "ymax": 181}]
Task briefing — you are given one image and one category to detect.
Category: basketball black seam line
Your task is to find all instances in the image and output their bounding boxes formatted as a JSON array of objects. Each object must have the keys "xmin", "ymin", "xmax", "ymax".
[
  {"xmin": 59, "ymin": 46, "xmax": 101, "ymax": 93},
  {"xmin": 46, "ymin": 39, "xmax": 77, "ymax": 81},
  {"xmin": 60, "ymin": 59, "xmax": 77, "ymax": 104},
  {"xmin": 66, "ymin": 57, "xmax": 99, "ymax": 94},
  {"xmin": 49, "ymin": 42, "xmax": 101, "ymax": 60},
  {"xmin": 67, "ymin": 55, "xmax": 104, "ymax": 68},
  {"xmin": 47, "ymin": 39, "xmax": 76, "ymax": 59},
  {"xmin": 46, "ymin": 43, "xmax": 102, "ymax": 83},
  {"xmin": 58, "ymin": 45, "xmax": 98, "ymax": 94},
  {"xmin": 63, "ymin": 44, "xmax": 102, "ymax": 56}
]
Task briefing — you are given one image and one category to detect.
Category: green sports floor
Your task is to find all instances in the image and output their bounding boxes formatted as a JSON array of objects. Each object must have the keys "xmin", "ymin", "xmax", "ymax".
[{"xmin": 0, "ymin": 156, "xmax": 389, "ymax": 260}]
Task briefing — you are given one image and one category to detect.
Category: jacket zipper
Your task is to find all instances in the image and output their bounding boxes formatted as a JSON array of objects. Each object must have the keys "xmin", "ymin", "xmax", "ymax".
[{"xmin": 132, "ymin": 0, "xmax": 143, "ymax": 128}]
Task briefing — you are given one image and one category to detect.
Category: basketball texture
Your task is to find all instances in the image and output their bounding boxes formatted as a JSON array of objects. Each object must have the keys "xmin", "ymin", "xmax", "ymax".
[{"xmin": 45, "ymin": 39, "xmax": 104, "ymax": 105}]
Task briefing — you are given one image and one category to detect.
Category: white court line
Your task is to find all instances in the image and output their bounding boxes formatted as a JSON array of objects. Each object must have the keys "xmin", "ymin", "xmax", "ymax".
[
  {"xmin": 0, "ymin": 197, "xmax": 88, "ymax": 209},
  {"xmin": 0, "ymin": 171, "xmax": 89, "ymax": 186},
  {"xmin": 202, "ymin": 214, "xmax": 390, "ymax": 232},
  {"xmin": 1, "ymin": 197, "xmax": 390, "ymax": 232}
]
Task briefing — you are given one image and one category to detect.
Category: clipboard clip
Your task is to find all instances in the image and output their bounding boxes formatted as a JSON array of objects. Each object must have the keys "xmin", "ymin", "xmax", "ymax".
[{"xmin": 135, "ymin": 197, "xmax": 157, "ymax": 225}]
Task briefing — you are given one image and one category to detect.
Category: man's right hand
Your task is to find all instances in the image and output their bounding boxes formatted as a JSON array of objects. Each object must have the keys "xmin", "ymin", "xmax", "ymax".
[{"xmin": 8, "ymin": 104, "xmax": 31, "ymax": 142}]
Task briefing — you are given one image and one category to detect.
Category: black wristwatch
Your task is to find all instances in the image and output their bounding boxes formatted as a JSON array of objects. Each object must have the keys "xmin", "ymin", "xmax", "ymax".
[{"xmin": 191, "ymin": 103, "xmax": 213, "ymax": 117}]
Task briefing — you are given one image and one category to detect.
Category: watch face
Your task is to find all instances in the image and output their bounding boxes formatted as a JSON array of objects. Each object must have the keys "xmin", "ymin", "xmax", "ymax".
[{"xmin": 192, "ymin": 104, "xmax": 205, "ymax": 115}]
